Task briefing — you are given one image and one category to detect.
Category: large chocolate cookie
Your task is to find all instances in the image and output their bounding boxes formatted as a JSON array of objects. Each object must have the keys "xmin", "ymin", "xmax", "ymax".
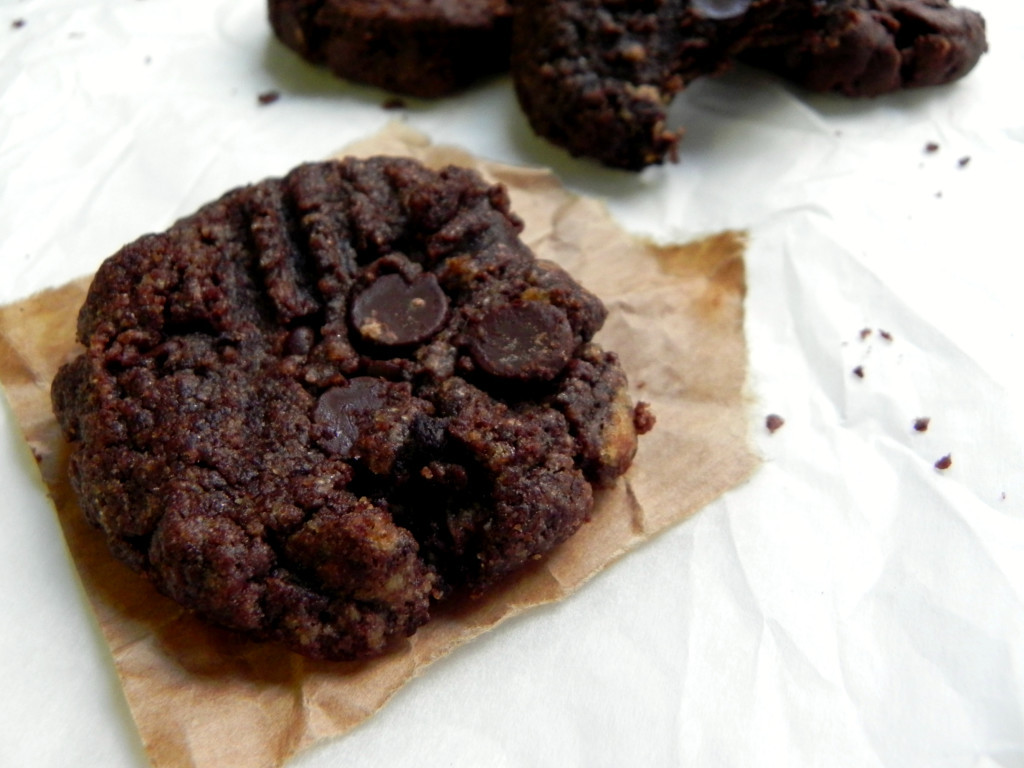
[
  {"xmin": 51, "ymin": 157, "xmax": 652, "ymax": 661},
  {"xmin": 268, "ymin": 0, "xmax": 512, "ymax": 97},
  {"xmin": 509, "ymin": 0, "xmax": 987, "ymax": 169}
]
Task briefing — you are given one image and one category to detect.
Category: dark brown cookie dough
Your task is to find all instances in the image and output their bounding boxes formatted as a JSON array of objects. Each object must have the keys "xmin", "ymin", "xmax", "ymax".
[
  {"xmin": 268, "ymin": 0, "xmax": 512, "ymax": 97},
  {"xmin": 740, "ymin": 0, "xmax": 988, "ymax": 97},
  {"xmin": 51, "ymin": 157, "xmax": 652, "ymax": 661}
]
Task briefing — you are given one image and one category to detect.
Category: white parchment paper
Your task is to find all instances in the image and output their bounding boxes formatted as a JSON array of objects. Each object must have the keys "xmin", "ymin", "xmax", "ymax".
[{"xmin": 1, "ymin": 1, "xmax": 1022, "ymax": 766}]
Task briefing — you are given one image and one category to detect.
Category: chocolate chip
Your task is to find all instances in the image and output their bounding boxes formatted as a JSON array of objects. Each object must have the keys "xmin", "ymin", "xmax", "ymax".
[
  {"xmin": 765, "ymin": 414, "xmax": 785, "ymax": 433},
  {"xmin": 913, "ymin": 417, "xmax": 931, "ymax": 432},
  {"xmin": 467, "ymin": 302, "xmax": 574, "ymax": 380},
  {"xmin": 691, "ymin": 0, "xmax": 753, "ymax": 20},
  {"xmin": 351, "ymin": 273, "xmax": 448, "ymax": 347},
  {"xmin": 934, "ymin": 453, "xmax": 953, "ymax": 471},
  {"xmin": 284, "ymin": 326, "xmax": 315, "ymax": 356},
  {"xmin": 313, "ymin": 378, "xmax": 385, "ymax": 455}
]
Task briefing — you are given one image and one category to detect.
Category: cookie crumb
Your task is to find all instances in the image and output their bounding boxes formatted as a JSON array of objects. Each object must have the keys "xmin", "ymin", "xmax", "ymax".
[
  {"xmin": 634, "ymin": 402, "xmax": 656, "ymax": 434},
  {"xmin": 957, "ymin": 156, "xmax": 971, "ymax": 168},
  {"xmin": 934, "ymin": 454, "xmax": 953, "ymax": 471},
  {"xmin": 852, "ymin": 365, "xmax": 865, "ymax": 379},
  {"xmin": 765, "ymin": 414, "xmax": 785, "ymax": 434},
  {"xmin": 913, "ymin": 417, "xmax": 931, "ymax": 432},
  {"xmin": 382, "ymin": 97, "xmax": 407, "ymax": 110},
  {"xmin": 257, "ymin": 90, "xmax": 281, "ymax": 105},
  {"xmin": 924, "ymin": 141, "xmax": 940, "ymax": 153}
]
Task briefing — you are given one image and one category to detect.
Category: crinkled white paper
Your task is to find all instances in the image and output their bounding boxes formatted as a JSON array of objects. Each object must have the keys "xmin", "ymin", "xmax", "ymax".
[{"xmin": 1, "ymin": 1, "xmax": 1022, "ymax": 766}]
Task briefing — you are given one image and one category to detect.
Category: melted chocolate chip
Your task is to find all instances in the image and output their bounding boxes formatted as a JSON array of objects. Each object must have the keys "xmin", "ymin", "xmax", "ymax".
[
  {"xmin": 313, "ymin": 378, "xmax": 386, "ymax": 455},
  {"xmin": 467, "ymin": 302, "xmax": 574, "ymax": 380},
  {"xmin": 350, "ymin": 273, "xmax": 448, "ymax": 347},
  {"xmin": 284, "ymin": 326, "xmax": 315, "ymax": 356},
  {"xmin": 692, "ymin": 0, "xmax": 752, "ymax": 20}
]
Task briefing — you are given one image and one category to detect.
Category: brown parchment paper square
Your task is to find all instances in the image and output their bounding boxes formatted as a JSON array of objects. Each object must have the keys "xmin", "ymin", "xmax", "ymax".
[{"xmin": 0, "ymin": 124, "xmax": 758, "ymax": 768}]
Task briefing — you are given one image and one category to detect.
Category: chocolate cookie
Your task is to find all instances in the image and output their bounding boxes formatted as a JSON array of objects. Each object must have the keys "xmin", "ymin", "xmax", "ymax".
[
  {"xmin": 51, "ymin": 157, "xmax": 652, "ymax": 661},
  {"xmin": 740, "ymin": 0, "xmax": 988, "ymax": 98},
  {"xmin": 268, "ymin": 0, "xmax": 512, "ymax": 97},
  {"xmin": 510, "ymin": 0, "xmax": 790, "ymax": 170},
  {"xmin": 509, "ymin": 0, "xmax": 987, "ymax": 169}
]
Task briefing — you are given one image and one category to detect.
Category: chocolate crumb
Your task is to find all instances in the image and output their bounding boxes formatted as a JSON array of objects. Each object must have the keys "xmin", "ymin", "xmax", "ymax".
[
  {"xmin": 859, "ymin": 328, "xmax": 872, "ymax": 340},
  {"xmin": 934, "ymin": 454, "xmax": 953, "ymax": 471},
  {"xmin": 852, "ymin": 365, "xmax": 865, "ymax": 379},
  {"xmin": 958, "ymin": 156, "xmax": 971, "ymax": 168},
  {"xmin": 382, "ymin": 97, "xmax": 407, "ymax": 110},
  {"xmin": 12, "ymin": 18, "xmax": 25, "ymax": 29},
  {"xmin": 765, "ymin": 414, "xmax": 785, "ymax": 434},
  {"xmin": 257, "ymin": 90, "xmax": 281, "ymax": 106},
  {"xmin": 913, "ymin": 417, "xmax": 931, "ymax": 432},
  {"xmin": 925, "ymin": 142, "xmax": 940, "ymax": 153},
  {"xmin": 879, "ymin": 329, "xmax": 893, "ymax": 342},
  {"xmin": 634, "ymin": 402, "xmax": 656, "ymax": 434}
]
